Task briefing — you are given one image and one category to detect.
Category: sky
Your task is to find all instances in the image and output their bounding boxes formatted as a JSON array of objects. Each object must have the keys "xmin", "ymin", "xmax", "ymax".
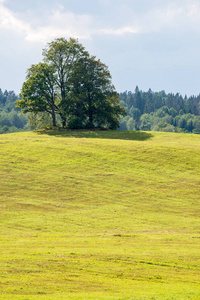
[{"xmin": 1, "ymin": 0, "xmax": 200, "ymax": 96}]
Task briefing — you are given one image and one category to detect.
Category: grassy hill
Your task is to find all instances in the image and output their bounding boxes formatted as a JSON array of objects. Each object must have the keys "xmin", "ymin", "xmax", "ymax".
[{"xmin": 0, "ymin": 130, "xmax": 200, "ymax": 299}]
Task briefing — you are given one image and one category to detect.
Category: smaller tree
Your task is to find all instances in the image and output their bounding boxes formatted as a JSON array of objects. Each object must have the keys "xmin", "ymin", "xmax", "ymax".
[{"xmin": 16, "ymin": 63, "xmax": 60, "ymax": 127}]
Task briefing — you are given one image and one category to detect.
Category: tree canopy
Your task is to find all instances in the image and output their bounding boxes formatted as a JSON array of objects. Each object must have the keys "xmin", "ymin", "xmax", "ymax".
[
  {"xmin": 67, "ymin": 55, "xmax": 125, "ymax": 129},
  {"xmin": 18, "ymin": 63, "xmax": 58, "ymax": 126},
  {"xmin": 16, "ymin": 37, "xmax": 126, "ymax": 129}
]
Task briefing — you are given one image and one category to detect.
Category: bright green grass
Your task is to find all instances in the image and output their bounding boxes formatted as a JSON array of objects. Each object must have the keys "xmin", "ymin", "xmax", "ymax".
[{"xmin": 0, "ymin": 130, "xmax": 200, "ymax": 299}]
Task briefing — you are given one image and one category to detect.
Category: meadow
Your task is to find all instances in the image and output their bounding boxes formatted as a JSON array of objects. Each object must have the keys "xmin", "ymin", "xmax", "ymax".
[{"xmin": 0, "ymin": 130, "xmax": 200, "ymax": 299}]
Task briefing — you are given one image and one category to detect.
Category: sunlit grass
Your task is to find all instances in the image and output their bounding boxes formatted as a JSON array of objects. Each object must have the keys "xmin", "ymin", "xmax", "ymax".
[{"xmin": 0, "ymin": 130, "xmax": 200, "ymax": 299}]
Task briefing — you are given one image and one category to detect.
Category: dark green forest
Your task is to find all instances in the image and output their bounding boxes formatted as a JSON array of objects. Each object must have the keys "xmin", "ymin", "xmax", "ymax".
[
  {"xmin": 0, "ymin": 89, "xmax": 29, "ymax": 134},
  {"xmin": 1, "ymin": 86, "xmax": 200, "ymax": 134},
  {"xmin": 119, "ymin": 87, "xmax": 200, "ymax": 133}
]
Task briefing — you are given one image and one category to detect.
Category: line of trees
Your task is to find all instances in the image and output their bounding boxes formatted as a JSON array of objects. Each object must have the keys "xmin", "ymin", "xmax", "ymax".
[
  {"xmin": 16, "ymin": 37, "xmax": 126, "ymax": 130},
  {"xmin": 119, "ymin": 87, "xmax": 200, "ymax": 133}
]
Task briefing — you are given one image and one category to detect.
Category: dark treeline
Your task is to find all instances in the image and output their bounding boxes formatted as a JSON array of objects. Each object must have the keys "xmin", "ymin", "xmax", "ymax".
[
  {"xmin": 0, "ymin": 89, "xmax": 29, "ymax": 134},
  {"xmin": 119, "ymin": 87, "xmax": 200, "ymax": 133}
]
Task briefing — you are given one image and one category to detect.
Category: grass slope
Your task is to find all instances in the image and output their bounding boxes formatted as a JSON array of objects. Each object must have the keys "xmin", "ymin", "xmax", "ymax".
[{"xmin": 0, "ymin": 130, "xmax": 200, "ymax": 299}]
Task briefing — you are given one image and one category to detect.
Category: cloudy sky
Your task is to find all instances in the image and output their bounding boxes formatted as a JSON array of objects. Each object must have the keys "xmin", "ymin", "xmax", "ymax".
[{"xmin": 1, "ymin": 0, "xmax": 200, "ymax": 96}]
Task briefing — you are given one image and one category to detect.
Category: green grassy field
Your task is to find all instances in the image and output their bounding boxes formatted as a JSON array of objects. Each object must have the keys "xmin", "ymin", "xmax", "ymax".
[{"xmin": 0, "ymin": 130, "xmax": 200, "ymax": 299}]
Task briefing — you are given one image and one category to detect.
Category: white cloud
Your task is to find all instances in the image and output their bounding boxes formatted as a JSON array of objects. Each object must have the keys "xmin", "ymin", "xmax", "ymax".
[
  {"xmin": 25, "ymin": 10, "xmax": 93, "ymax": 43},
  {"xmin": 1, "ymin": 0, "xmax": 200, "ymax": 43},
  {"xmin": 100, "ymin": 26, "xmax": 139, "ymax": 36},
  {"xmin": 0, "ymin": 1, "xmax": 31, "ymax": 34},
  {"xmin": 137, "ymin": 2, "xmax": 200, "ymax": 33},
  {"xmin": 90, "ymin": 1, "xmax": 200, "ymax": 38},
  {"xmin": 0, "ymin": 2, "xmax": 93, "ymax": 43}
]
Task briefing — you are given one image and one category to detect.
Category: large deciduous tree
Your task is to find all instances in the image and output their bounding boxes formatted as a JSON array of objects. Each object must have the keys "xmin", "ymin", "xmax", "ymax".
[{"xmin": 17, "ymin": 37, "xmax": 126, "ymax": 129}]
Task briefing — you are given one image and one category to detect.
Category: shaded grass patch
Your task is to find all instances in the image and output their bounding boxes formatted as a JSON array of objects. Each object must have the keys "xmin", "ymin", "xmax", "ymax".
[{"xmin": 36, "ymin": 128, "xmax": 153, "ymax": 141}]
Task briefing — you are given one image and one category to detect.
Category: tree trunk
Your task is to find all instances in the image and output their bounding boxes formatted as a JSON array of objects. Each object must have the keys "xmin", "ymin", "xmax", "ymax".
[
  {"xmin": 52, "ymin": 112, "xmax": 56, "ymax": 127},
  {"xmin": 51, "ymin": 103, "xmax": 56, "ymax": 127}
]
